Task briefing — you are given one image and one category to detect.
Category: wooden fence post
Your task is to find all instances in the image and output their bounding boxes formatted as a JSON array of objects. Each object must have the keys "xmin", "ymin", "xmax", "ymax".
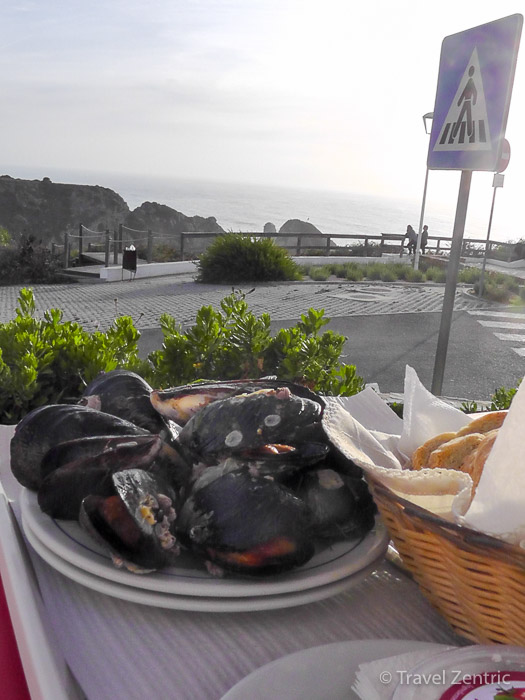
[
  {"xmin": 78, "ymin": 223, "xmax": 83, "ymax": 259},
  {"xmin": 296, "ymin": 235, "xmax": 302, "ymax": 256},
  {"xmin": 147, "ymin": 230, "xmax": 153, "ymax": 263},
  {"xmin": 325, "ymin": 236, "xmax": 331, "ymax": 255},
  {"xmin": 105, "ymin": 230, "xmax": 110, "ymax": 267},
  {"xmin": 118, "ymin": 223, "xmax": 123, "ymax": 254},
  {"xmin": 63, "ymin": 232, "xmax": 69, "ymax": 268},
  {"xmin": 113, "ymin": 230, "xmax": 118, "ymax": 264},
  {"xmin": 180, "ymin": 233, "xmax": 185, "ymax": 261}
]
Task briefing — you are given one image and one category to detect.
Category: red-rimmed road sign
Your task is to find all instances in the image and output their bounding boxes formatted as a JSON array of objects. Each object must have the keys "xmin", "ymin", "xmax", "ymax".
[{"xmin": 497, "ymin": 138, "xmax": 511, "ymax": 172}]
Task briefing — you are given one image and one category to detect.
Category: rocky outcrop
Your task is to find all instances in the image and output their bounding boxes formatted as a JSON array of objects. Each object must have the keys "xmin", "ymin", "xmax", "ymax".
[
  {"xmin": 263, "ymin": 222, "xmax": 277, "ymax": 233},
  {"xmin": 278, "ymin": 218, "xmax": 328, "ymax": 252},
  {"xmin": 0, "ymin": 176, "xmax": 129, "ymax": 244},
  {"xmin": 0, "ymin": 176, "xmax": 225, "ymax": 250}
]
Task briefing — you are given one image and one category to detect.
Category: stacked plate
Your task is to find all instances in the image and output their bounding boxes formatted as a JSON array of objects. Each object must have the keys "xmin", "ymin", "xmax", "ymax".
[{"xmin": 21, "ymin": 489, "xmax": 389, "ymax": 612}]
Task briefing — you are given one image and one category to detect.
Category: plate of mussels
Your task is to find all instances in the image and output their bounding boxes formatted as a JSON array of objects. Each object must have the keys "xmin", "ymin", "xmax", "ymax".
[{"xmin": 13, "ymin": 371, "xmax": 389, "ymax": 610}]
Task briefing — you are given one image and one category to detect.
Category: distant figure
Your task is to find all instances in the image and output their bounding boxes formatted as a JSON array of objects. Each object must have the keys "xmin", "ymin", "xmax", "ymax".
[
  {"xmin": 421, "ymin": 225, "xmax": 429, "ymax": 254},
  {"xmin": 404, "ymin": 225, "xmax": 417, "ymax": 255}
]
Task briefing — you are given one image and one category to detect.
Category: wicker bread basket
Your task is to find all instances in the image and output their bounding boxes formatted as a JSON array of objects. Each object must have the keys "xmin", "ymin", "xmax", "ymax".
[{"xmin": 366, "ymin": 473, "xmax": 525, "ymax": 646}]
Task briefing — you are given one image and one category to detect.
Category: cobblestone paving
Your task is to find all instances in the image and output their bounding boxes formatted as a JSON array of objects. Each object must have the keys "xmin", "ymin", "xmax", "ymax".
[{"xmin": 0, "ymin": 275, "xmax": 495, "ymax": 332}]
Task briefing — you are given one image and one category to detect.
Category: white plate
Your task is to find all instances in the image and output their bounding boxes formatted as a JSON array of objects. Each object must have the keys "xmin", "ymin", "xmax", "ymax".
[
  {"xmin": 21, "ymin": 489, "xmax": 388, "ymax": 598},
  {"xmin": 23, "ymin": 519, "xmax": 384, "ymax": 612},
  {"xmin": 221, "ymin": 639, "xmax": 451, "ymax": 700}
]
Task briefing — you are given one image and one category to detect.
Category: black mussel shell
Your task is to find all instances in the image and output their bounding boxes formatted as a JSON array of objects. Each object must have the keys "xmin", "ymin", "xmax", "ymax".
[
  {"xmin": 150, "ymin": 378, "xmax": 325, "ymax": 426},
  {"xmin": 11, "ymin": 404, "xmax": 150, "ymax": 491},
  {"xmin": 80, "ymin": 369, "xmax": 179, "ymax": 438},
  {"xmin": 38, "ymin": 436, "xmax": 164, "ymax": 520},
  {"xmin": 290, "ymin": 468, "xmax": 376, "ymax": 541},
  {"xmin": 79, "ymin": 469, "xmax": 179, "ymax": 572},
  {"xmin": 40, "ymin": 435, "xmax": 162, "ymax": 479},
  {"xmin": 221, "ymin": 442, "xmax": 330, "ymax": 481},
  {"xmin": 178, "ymin": 389, "xmax": 323, "ymax": 464},
  {"xmin": 177, "ymin": 465, "xmax": 315, "ymax": 576}
]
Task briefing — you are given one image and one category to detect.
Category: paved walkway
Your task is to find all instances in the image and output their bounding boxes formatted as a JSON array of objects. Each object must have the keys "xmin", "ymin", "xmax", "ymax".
[{"xmin": 0, "ymin": 274, "xmax": 497, "ymax": 332}]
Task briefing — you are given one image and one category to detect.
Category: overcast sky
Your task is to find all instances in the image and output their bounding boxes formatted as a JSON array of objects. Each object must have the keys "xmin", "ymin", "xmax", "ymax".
[{"xmin": 1, "ymin": 1, "xmax": 524, "ymax": 237}]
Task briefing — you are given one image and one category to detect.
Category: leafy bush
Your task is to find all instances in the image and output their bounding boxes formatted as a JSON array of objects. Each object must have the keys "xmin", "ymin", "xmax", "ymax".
[
  {"xmin": 424, "ymin": 266, "xmax": 447, "ymax": 283},
  {"xmin": 308, "ymin": 266, "xmax": 331, "ymax": 281},
  {"xmin": 458, "ymin": 267, "xmax": 481, "ymax": 284},
  {"xmin": 0, "ymin": 235, "xmax": 69, "ymax": 286},
  {"xmin": 0, "ymin": 288, "xmax": 144, "ymax": 423},
  {"xmin": 379, "ymin": 268, "xmax": 397, "ymax": 282},
  {"xmin": 196, "ymin": 233, "xmax": 302, "ymax": 283},
  {"xmin": 148, "ymin": 290, "xmax": 364, "ymax": 396},
  {"xmin": 364, "ymin": 262, "xmax": 384, "ymax": 280},
  {"xmin": 462, "ymin": 381, "xmax": 521, "ymax": 412},
  {"xmin": 404, "ymin": 268, "xmax": 424, "ymax": 283},
  {"xmin": 344, "ymin": 264, "xmax": 365, "ymax": 281}
]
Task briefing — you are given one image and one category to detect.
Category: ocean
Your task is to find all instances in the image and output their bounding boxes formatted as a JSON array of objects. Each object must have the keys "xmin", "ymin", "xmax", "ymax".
[{"xmin": 2, "ymin": 165, "xmax": 514, "ymax": 245}]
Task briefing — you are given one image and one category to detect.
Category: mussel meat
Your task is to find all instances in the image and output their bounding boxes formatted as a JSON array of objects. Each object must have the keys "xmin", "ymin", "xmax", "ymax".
[{"xmin": 79, "ymin": 469, "xmax": 180, "ymax": 573}]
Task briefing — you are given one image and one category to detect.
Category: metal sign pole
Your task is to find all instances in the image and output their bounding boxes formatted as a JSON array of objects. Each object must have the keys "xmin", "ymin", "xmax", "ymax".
[
  {"xmin": 478, "ymin": 177, "xmax": 501, "ymax": 298},
  {"xmin": 414, "ymin": 166, "xmax": 429, "ymax": 271},
  {"xmin": 431, "ymin": 170, "xmax": 472, "ymax": 395}
]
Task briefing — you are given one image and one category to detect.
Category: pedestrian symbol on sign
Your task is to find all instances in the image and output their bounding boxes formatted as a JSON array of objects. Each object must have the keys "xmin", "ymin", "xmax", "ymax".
[{"xmin": 433, "ymin": 48, "xmax": 491, "ymax": 152}]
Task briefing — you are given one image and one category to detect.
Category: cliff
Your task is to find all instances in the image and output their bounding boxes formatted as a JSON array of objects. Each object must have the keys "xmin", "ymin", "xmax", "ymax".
[{"xmin": 0, "ymin": 176, "xmax": 224, "ymax": 245}]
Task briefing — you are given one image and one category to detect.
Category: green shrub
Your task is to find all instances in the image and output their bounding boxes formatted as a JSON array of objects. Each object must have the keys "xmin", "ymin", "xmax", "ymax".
[
  {"xmin": 148, "ymin": 290, "xmax": 364, "ymax": 396},
  {"xmin": 330, "ymin": 263, "xmax": 348, "ymax": 278},
  {"xmin": 308, "ymin": 266, "xmax": 331, "ymax": 281},
  {"xmin": 364, "ymin": 262, "xmax": 384, "ymax": 280},
  {"xmin": 379, "ymin": 268, "xmax": 397, "ymax": 282},
  {"xmin": 344, "ymin": 263, "xmax": 365, "ymax": 281},
  {"xmin": 458, "ymin": 267, "xmax": 481, "ymax": 284},
  {"xmin": 424, "ymin": 266, "xmax": 447, "ymax": 283},
  {"xmin": 0, "ymin": 236, "xmax": 68, "ymax": 286},
  {"xmin": 0, "ymin": 288, "xmax": 144, "ymax": 423},
  {"xmin": 404, "ymin": 268, "xmax": 425, "ymax": 283},
  {"xmin": 196, "ymin": 233, "xmax": 302, "ymax": 283}
]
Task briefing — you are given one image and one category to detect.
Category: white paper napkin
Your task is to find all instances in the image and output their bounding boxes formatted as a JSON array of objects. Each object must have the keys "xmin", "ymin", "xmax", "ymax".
[
  {"xmin": 462, "ymin": 378, "xmax": 525, "ymax": 544},
  {"xmin": 352, "ymin": 646, "xmax": 456, "ymax": 700}
]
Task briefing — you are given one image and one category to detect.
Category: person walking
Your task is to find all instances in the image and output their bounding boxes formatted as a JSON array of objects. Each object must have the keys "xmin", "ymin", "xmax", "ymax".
[
  {"xmin": 404, "ymin": 225, "xmax": 417, "ymax": 255},
  {"xmin": 421, "ymin": 225, "xmax": 429, "ymax": 254}
]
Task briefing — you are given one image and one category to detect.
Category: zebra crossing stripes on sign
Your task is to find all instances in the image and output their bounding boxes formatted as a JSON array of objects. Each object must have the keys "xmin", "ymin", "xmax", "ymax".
[{"xmin": 433, "ymin": 48, "xmax": 491, "ymax": 152}]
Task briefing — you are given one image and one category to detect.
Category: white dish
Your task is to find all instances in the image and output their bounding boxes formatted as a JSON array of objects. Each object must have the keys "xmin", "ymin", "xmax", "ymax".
[
  {"xmin": 24, "ymin": 519, "xmax": 383, "ymax": 612},
  {"xmin": 21, "ymin": 488, "xmax": 388, "ymax": 598},
  {"xmin": 221, "ymin": 639, "xmax": 451, "ymax": 700}
]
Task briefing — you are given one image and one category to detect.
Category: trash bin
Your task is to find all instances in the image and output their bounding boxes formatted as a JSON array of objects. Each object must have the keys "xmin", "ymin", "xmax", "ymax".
[{"xmin": 122, "ymin": 245, "xmax": 137, "ymax": 279}]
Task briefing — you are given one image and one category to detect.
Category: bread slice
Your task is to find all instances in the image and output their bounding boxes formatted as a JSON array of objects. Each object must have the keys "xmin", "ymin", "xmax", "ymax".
[
  {"xmin": 455, "ymin": 411, "xmax": 507, "ymax": 437},
  {"xmin": 459, "ymin": 429, "xmax": 498, "ymax": 492},
  {"xmin": 427, "ymin": 433, "xmax": 485, "ymax": 471},
  {"xmin": 411, "ymin": 432, "xmax": 457, "ymax": 470}
]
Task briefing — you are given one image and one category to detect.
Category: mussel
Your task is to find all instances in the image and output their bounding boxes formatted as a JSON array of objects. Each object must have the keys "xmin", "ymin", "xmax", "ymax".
[
  {"xmin": 290, "ymin": 468, "xmax": 376, "ymax": 540},
  {"xmin": 38, "ymin": 436, "xmax": 165, "ymax": 520},
  {"xmin": 80, "ymin": 369, "xmax": 181, "ymax": 442},
  {"xmin": 11, "ymin": 404, "xmax": 150, "ymax": 490},
  {"xmin": 178, "ymin": 387, "xmax": 324, "ymax": 465},
  {"xmin": 177, "ymin": 461, "xmax": 315, "ymax": 576},
  {"xmin": 79, "ymin": 469, "xmax": 180, "ymax": 573},
  {"xmin": 151, "ymin": 378, "xmax": 325, "ymax": 426}
]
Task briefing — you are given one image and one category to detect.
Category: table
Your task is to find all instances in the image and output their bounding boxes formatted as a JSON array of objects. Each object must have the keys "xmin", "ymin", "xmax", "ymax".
[{"xmin": 0, "ymin": 425, "xmax": 467, "ymax": 700}]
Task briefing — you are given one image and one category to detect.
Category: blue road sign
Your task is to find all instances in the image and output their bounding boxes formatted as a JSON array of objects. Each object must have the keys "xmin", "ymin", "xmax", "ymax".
[{"xmin": 427, "ymin": 14, "xmax": 522, "ymax": 171}]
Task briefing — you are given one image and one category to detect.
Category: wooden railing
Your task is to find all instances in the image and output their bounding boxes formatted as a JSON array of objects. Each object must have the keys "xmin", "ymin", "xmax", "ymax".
[{"xmin": 54, "ymin": 227, "xmax": 518, "ymax": 268}]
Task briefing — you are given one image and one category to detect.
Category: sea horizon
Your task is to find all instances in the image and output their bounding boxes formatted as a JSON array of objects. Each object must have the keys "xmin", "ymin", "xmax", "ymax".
[{"xmin": 0, "ymin": 164, "xmax": 517, "ymax": 245}]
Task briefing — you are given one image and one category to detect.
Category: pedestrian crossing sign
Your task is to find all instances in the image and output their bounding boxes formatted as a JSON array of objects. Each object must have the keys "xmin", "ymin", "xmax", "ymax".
[{"xmin": 427, "ymin": 14, "xmax": 522, "ymax": 171}]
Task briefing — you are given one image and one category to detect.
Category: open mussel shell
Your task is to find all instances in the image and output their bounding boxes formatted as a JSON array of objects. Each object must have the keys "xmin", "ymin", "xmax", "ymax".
[
  {"xmin": 80, "ymin": 369, "xmax": 181, "ymax": 440},
  {"xmin": 150, "ymin": 378, "xmax": 325, "ymax": 426},
  {"xmin": 38, "ymin": 436, "xmax": 164, "ymax": 520},
  {"xmin": 10, "ymin": 404, "xmax": 150, "ymax": 491},
  {"xmin": 79, "ymin": 469, "xmax": 180, "ymax": 573},
  {"xmin": 178, "ymin": 389, "xmax": 324, "ymax": 464},
  {"xmin": 177, "ymin": 463, "xmax": 315, "ymax": 576},
  {"xmin": 289, "ymin": 468, "xmax": 376, "ymax": 541}
]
